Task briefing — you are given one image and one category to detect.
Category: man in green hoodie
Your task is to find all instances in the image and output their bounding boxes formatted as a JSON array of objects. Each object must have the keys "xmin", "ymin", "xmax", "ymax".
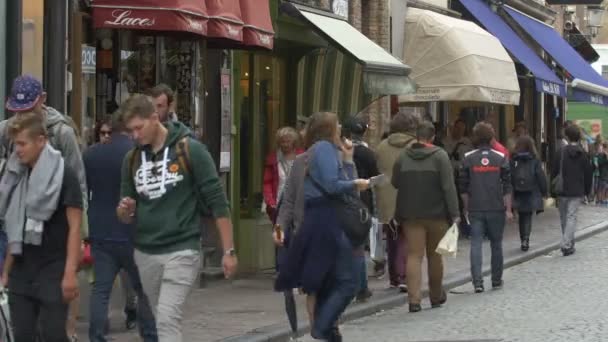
[{"xmin": 117, "ymin": 94, "xmax": 237, "ymax": 341}]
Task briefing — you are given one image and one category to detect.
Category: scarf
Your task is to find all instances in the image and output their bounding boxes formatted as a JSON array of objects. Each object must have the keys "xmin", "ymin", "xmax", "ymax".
[{"xmin": 0, "ymin": 144, "xmax": 64, "ymax": 255}]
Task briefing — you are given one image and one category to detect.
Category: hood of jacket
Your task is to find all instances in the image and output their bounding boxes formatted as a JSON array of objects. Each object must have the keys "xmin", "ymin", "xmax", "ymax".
[
  {"xmin": 405, "ymin": 143, "xmax": 442, "ymax": 160},
  {"xmin": 163, "ymin": 121, "xmax": 192, "ymax": 148},
  {"xmin": 564, "ymin": 144, "xmax": 585, "ymax": 159},
  {"xmin": 45, "ymin": 106, "xmax": 69, "ymax": 129},
  {"xmin": 513, "ymin": 152, "xmax": 534, "ymax": 161},
  {"xmin": 388, "ymin": 133, "xmax": 416, "ymax": 148}
]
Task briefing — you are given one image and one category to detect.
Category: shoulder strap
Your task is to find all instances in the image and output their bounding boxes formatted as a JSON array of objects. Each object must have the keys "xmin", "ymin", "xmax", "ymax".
[{"xmin": 176, "ymin": 137, "xmax": 192, "ymax": 176}]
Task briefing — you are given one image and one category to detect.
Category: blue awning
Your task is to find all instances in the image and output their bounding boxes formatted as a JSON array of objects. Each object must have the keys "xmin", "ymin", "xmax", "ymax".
[
  {"xmin": 504, "ymin": 6, "xmax": 608, "ymax": 105},
  {"xmin": 460, "ymin": 0, "xmax": 565, "ymax": 97}
]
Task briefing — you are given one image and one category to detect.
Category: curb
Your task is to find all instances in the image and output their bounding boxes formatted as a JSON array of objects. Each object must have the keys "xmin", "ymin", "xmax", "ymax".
[{"xmin": 222, "ymin": 220, "xmax": 608, "ymax": 342}]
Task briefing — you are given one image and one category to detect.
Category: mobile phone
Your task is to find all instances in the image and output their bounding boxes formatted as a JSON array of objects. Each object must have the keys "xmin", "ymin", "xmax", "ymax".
[{"xmin": 369, "ymin": 174, "xmax": 388, "ymax": 187}]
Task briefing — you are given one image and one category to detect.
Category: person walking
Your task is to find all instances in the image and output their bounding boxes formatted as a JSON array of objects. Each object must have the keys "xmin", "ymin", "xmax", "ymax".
[
  {"xmin": 85, "ymin": 111, "xmax": 157, "ymax": 342},
  {"xmin": 0, "ymin": 112, "xmax": 82, "ymax": 341},
  {"xmin": 263, "ymin": 127, "xmax": 303, "ymax": 223},
  {"xmin": 375, "ymin": 112, "xmax": 419, "ymax": 291},
  {"xmin": 511, "ymin": 136, "xmax": 548, "ymax": 252},
  {"xmin": 146, "ymin": 84, "xmax": 179, "ymax": 123},
  {"xmin": 459, "ymin": 122, "xmax": 513, "ymax": 293},
  {"xmin": 116, "ymin": 95, "xmax": 237, "ymax": 342},
  {"xmin": 392, "ymin": 121, "xmax": 459, "ymax": 313},
  {"xmin": 551, "ymin": 125, "xmax": 593, "ymax": 256},
  {"xmin": 275, "ymin": 112, "xmax": 369, "ymax": 341}
]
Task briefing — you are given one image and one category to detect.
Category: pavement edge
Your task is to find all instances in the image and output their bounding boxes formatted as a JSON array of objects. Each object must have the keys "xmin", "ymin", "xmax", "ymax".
[{"xmin": 221, "ymin": 220, "xmax": 608, "ymax": 342}]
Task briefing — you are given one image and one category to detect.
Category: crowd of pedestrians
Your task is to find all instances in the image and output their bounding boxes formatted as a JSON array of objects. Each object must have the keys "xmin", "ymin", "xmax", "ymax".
[{"xmin": 0, "ymin": 73, "xmax": 597, "ymax": 342}]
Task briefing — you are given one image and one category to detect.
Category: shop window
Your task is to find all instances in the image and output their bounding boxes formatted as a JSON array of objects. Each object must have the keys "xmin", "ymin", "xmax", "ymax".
[
  {"xmin": 22, "ymin": 0, "xmax": 45, "ymax": 80},
  {"xmin": 602, "ymin": 65, "xmax": 608, "ymax": 79}
]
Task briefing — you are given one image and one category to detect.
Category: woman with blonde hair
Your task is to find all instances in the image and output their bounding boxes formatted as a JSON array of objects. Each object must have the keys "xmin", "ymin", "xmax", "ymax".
[
  {"xmin": 263, "ymin": 127, "xmax": 304, "ymax": 223},
  {"xmin": 275, "ymin": 112, "xmax": 369, "ymax": 341}
]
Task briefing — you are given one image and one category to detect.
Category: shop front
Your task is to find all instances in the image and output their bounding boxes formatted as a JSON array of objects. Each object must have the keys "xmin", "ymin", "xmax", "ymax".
[
  {"xmin": 233, "ymin": 0, "xmax": 415, "ymax": 272},
  {"xmin": 398, "ymin": 8, "xmax": 521, "ymax": 143}
]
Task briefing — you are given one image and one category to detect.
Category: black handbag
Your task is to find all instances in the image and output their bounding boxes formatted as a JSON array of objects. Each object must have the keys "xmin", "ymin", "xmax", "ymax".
[{"xmin": 309, "ymin": 175, "xmax": 372, "ymax": 246}]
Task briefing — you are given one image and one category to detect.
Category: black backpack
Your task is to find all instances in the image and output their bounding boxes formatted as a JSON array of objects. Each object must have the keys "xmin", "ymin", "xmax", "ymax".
[{"xmin": 513, "ymin": 159, "xmax": 536, "ymax": 192}]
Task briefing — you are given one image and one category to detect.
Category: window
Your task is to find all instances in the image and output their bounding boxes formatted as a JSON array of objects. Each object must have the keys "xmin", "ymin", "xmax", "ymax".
[
  {"xmin": 602, "ymin": 65, "xmax": 608, "ymax": 79},
  {"xmin": 22, "ymin": 0, "xmax": 45, "ymax": 80}
]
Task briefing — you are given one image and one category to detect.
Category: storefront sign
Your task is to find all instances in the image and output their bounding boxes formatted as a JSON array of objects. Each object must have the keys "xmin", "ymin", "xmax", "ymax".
[
  {"xmin": 546, "ymin": 0, "xmax": 602, "ymax": 4},
  {"xmin": 332, "ymin": 0, "xmax": 349, "ymax": 18},
  {"xmin": 572, "ymin": 88, "xmax": 608, "ymax": 106},
  {"xmin": 536, "ymin": 80, "xmax": 565, "ymax": 97},
  {"xmin": 104, "ymin": 10, "xmax": 156, "ymax": 28},
  {"xmin": 81, "ymin": 45, "xmax": 96, "ymax": 74},
  {"xmin": 575, "ymin": 119, "xmax": 602, "ymax": 138},
  {"xmin": 219, "ymin": 70, "xmax": 232, "ymax": 172}
]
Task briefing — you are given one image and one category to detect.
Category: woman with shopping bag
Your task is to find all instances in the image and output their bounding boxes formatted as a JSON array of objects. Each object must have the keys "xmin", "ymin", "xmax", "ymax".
[{"xmin": 391, "ymin": 122, "xmax": 460, "ymax": 313}]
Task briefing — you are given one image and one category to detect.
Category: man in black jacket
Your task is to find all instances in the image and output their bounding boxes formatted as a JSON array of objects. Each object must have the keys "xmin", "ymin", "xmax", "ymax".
[
  {"xmin": 551, "ymin": 125, "xmax": 593, "ymax": 256},
  {"xmin": 459, "ymin": 122, "xmax": 512, "ymax": 293}
]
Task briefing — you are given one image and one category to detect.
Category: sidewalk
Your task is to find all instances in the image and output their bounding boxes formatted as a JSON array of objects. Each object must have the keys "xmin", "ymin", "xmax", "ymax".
[{"xmin": 77, "ymin": 205, "xmax": 608, "ymax": 341}]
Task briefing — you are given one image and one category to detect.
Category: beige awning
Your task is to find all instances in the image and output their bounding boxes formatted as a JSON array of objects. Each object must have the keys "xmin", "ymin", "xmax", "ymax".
[{"xmin": 398, "ymin": 8, "xmax": 520, "ymax": 105}]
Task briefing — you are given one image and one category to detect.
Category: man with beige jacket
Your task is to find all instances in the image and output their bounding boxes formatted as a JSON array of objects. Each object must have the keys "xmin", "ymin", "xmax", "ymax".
[{"xmin": 375, "ymin": 112, "xmax": 420, "ymax": 291}]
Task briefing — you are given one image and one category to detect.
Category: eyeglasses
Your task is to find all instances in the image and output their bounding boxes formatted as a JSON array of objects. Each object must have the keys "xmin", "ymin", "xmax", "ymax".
[{"xmin": 100, "ymin": 130, "xmax": 112, "ymax": 136}]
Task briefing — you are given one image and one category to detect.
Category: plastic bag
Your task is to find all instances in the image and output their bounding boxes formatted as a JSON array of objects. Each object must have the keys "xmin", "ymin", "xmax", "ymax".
[
  {"xmin": 436, "ymin": 223, "xmax": 459, "ymax": 257},
  {"xmin": 369, "ymin": 217, "xmax": 384, "ymax": 262}
]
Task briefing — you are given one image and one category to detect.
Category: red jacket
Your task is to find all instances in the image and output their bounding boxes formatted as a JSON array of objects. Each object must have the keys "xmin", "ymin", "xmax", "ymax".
[
  {"xmin": 263, "ymin": 149, "xmax": 305, "ymax": 209},
  {"xmin": 491, "ymin": 139, "xmax": 510, "ymax": 160}
]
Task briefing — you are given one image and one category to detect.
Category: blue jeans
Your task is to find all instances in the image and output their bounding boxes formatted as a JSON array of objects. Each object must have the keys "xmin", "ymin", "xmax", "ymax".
[
  {"xmin": 0, "ymin": 230, "xmax": 7, "ymax": 275},
  {"xmin": 355, "ymin": 253, "xmax": 368, "ymax": 294},
  {"xmin": 312, "ymin": 233, "xmax": 357, "ymax": 339},
  {"xmin": 470, "ymin": 211, "xmax": 506, "ymax": 287},
  {"xmin": 89, "ymin": 242, "xmax": 158, "ymax": 342}
]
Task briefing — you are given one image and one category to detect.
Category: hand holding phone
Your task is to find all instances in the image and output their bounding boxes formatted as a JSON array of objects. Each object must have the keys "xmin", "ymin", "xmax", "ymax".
[{"xmin": 369, "ymin": 174, "xmax": 388, "ymax": 187}]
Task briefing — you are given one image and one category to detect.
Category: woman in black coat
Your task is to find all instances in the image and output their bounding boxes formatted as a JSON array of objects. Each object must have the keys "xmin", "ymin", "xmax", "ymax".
[{"xmin": 511, "ymin": 136, "xmax": 548, "ymax": 251}]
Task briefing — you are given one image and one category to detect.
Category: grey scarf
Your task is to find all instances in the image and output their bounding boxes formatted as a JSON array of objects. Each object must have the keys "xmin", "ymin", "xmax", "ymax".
[{"xmin": 0, "ymin": 144, "xmax": 64, "ymax": 254}]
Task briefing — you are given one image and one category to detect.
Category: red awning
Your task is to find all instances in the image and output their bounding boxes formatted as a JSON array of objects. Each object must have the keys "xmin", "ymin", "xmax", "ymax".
[
  {"xmin": 206, "ymin": 0, "xmax": 243, "ymax": 42},
  {"xmin": 92, "ymin": 0, "xmax": 208, "ymax": 36},
  {"xmin": 240, "ymin": 0, "xmax": 274, "ymax": 49}
]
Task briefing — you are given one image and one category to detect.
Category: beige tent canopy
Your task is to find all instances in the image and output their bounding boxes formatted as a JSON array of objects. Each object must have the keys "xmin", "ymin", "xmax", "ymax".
[{"xmin": 399, "ymin": 8, "xmax": 520, "ymax": 105}]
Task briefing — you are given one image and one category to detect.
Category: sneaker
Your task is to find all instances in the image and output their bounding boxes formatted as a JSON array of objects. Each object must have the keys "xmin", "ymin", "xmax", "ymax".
[
  {"xmin": 492, "ymin": 280, "xmax": 504, "ymax": 290},
  {"xmin": 474, "ymin": 285, "xmax": 484, "ymax": 293},
  {"xmin": 398, "ymin": 284, "xmax": 408, "ymax": 293},
  {"xmin": 355, "ymin": 288, "xmax": 373, "ymax": 302},
  {"xmin": 521, "ymin": 239, "xmax": 529, "ymax": 252},
  {"xmin": 562, "ymin": 247, "xmax": 576, "ymax": 256},
  {"xmin": 409, "ymin": 304, "xmax": 422, "ymax": 313},
  {"xmin": 125, "ymin": 308, "xmax": 137, "ymax": 330}
]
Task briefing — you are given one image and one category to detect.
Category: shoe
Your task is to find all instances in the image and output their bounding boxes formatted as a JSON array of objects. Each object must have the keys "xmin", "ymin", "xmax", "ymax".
[
  {"xmin": 329, "ymin": 327, "xmax": 343, "ymax": 342},
  {"xmin": 492, "ymin": 280, "xmax": 504, "ymax": 290},
  {"xmin": 562, "ymin": 247, "xmax": 576, "ymax": 256},
  {"xmin": 373, "ymin": 261, "xmax": 386, "ymax": 279},
  {"xmin": 125, "ymin": 308, "xmax": 137, "ymax": 330},
  {"xmin": 70, "ymin": 335, "xmax": 78, "ymax": 342},
  {"xmin": 474, "ymin": 285, "xmax": 484, "ymax": 293},
  {"xmin": 398, "ymin": 284, "xmax": 408, "ymax": 293},
  {"xmin": 409, "ymin": 304, "xmax": 422, "ymax": 313},
  {"xmin": 356, "ymin": 288, "xmax": 372, "ymax": 302},
  {"xmin": 521, "ymin": 239, "xmax": 529, "ymax": 252},
  {"xmin": 431, "ymin": 290, "xmax": 448, "ymax": 308}
]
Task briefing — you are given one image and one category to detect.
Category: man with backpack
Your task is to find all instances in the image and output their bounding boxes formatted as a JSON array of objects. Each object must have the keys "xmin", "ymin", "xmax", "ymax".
[
  {"xmin": 116, "ymin": 95, "xmax": 237, "ymax": 341},
  {"xmin": 459, "ymin": 122, "xmax": 512, "ymax": 293}
]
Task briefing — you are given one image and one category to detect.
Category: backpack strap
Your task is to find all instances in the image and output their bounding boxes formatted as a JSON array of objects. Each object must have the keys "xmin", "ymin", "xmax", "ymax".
[
  {"xmin": 176, "ymin": 137, "xmax": 191, "ymax": 176},
  {"xmin": 129, "ymin": 147, "xmax": 142, "ymax": 178}
]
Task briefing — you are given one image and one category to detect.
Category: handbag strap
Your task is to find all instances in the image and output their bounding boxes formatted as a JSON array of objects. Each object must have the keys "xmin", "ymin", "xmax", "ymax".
[{"xmin": 559, "ymin": 148, "xmax": 565, "ymax": 175}]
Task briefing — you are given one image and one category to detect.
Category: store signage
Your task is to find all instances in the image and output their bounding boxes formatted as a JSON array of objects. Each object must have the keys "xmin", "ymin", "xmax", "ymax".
[
  {"xmin": 571, "ymin": 88, "xmax": 607, "ymax": 106},
  {"xmin": 332, "ymin": 0, "xmax": 349, "ymax": 18},
  {"xmin": 546, "ymin": 0, "xmax": 602, "ymax": 5},
  {"xmin": 81, "ymin": 45, "xmax": 96, "ymax": 74},
  {"xmin": 104, "ymin": 10, "xmax": 156, "ymax": 28},
  {"xmin": 538, "ymin": 80, "xmax": 564, "ymax": 97}
]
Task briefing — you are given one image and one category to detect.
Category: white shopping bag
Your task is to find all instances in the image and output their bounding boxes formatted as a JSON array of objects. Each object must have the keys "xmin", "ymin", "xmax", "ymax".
[
  {"xmin": 0, "ymin": 286, "xmax": 13, "ymax": 342},
  {"xmin": 369, "ymin": 217, "xmax": 384, "ymax": 262},
  {"xmin": 436, "ymin": 223, "xmax": 459, "ymax": 257}
]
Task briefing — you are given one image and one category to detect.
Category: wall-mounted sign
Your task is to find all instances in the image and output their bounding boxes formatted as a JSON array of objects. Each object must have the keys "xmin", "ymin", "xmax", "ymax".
[
  {"xmin": 546, "ymin": 0, "xmax": 602, "ymax": 4},
  {"xmin": 82, "ymin": 45, "xmax": 96, "ymax": 74},
  {"xmin": 332, "ymin": 0, "xmax": 349, "ymax": 18}
]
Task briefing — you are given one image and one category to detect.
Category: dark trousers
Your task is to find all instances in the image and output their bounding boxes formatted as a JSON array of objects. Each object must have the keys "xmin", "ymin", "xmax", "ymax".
[
  {"xmin": 385, "ymin": 224, "xmax": 406, "ymax": 286},
  {"xmin": 10, "ymin": 286, "xmax": 68, "ymax": 342},
  {"xmin": 312, "ymin": 233, "xmax": 357, "ymax": 339},
  {"xmin": 518, "ymin": 212, "xmax": 533, "ymax": 241},
  {"xmin": 470, "ymin": 211, "xmax": 506, "ymax": 287},
  {"xmin": 89, "ymin": 242, "xmax": 158, "ymax": 342}
]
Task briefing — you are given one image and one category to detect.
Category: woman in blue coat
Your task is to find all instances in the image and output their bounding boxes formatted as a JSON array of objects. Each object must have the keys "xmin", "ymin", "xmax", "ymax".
[
  {"xmin": 511, "ymin": 136, "xmax": 548, "ymax": 251},
  {"xmin": 275, "ymin": 112, "xmax": 369, "ymax": 341}
]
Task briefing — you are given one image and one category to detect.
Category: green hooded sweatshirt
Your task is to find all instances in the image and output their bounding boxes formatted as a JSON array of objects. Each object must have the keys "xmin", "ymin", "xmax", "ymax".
[{"xmin": 120, "ymin": 122, "xmax": 230, "ymax": 254}]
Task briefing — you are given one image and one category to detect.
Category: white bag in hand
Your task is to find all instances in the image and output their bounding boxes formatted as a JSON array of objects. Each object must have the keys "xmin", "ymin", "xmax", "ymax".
[
  {"xmin": 436, "ymin": 224, "xmax": 459, "ymax": 257},
  {"xmin": 369, "ymin": 217, "xmax": 384, "ymax": 262}
]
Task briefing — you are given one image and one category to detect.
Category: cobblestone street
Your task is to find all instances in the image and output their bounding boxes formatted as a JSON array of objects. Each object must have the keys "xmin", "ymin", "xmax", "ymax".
[{"xmin": 319, "ymin": 228, "xmax": 608, "ymax": 342}]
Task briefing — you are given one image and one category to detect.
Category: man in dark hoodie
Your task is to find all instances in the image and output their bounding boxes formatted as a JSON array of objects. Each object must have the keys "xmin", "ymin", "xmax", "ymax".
[
  {"xmin": 85, "ymin": 111, "xmax": 157, "ymax": 342},
  {"xmin": 551, "ymin": 125, "xmax": 592, "ymax": 256},
  {"xmin": 117, "ymin": 95, "xmax": 237, "ymax": 341},
  {"xmin": 392, "ymin": 121, "xmax": 459, "ymax": 313}
]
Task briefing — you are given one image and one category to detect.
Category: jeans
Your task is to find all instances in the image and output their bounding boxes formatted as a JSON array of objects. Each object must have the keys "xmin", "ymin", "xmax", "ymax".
[
  {"xmin": 312, "ymin": 233, "xmax": 357, "ymax": 339},
  {"xmin": 120, "ymin": 269, "xmax": 137, "ymax": 312},
  {"xmin": 89, "ymin": 242, "xmax": 157, "ymax": 342},
  {"xmin": 558, "ymin": 197, "xmax": 581, "ymax": 250},
  {"xmin": 402, "ymin": 219, "xmax": 447, "ymax": 305},
  {"xmin": 134, "ymin": 249, "xmax": 200, "ymax": 342},
  {"xmin": 10, "ymin": 282, "xmax": 68, "ymax": 342},
  {"xmin": 355, "ymin": 253, "xmax": 367, "ymax": 294},
  {"xmin": 518, "ymin": 212, "xmax": 533, "ymax": 242},
  {"xmin": 0, "ymin": 230, "xmax": 7, "ymax": 275},
  {"xmin": 470, "ymin": 211, "xmax": 506, "ymax": 287},
  {"xmin": 385, "ymin": 224, "xmax": 406, "ymax": 286}
]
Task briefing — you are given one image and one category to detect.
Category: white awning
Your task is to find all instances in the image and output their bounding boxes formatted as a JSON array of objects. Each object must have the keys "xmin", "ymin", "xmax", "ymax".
[{"xmin": 398, "ymin": 8, "xmax": 520, "ymax": 105}]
